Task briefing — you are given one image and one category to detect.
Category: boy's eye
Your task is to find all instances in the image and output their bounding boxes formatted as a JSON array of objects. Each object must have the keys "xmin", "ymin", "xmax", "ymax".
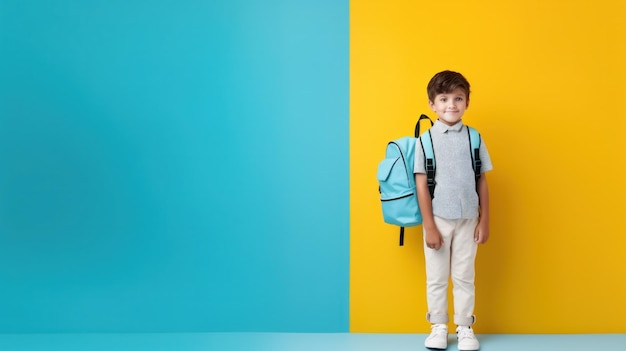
[
  {"xmin": 455, "ymin": 97, "xmax": 464, "ymax": 101},
  {"xmin": 439, "ymin": 97, "xmax": 447, "ymax": 102}
]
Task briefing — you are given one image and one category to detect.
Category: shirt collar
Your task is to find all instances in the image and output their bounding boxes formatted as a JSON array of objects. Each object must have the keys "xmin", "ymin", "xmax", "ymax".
[{"xmin": 432, "ymin": 119, "xmax": 464, "ymax": 133}]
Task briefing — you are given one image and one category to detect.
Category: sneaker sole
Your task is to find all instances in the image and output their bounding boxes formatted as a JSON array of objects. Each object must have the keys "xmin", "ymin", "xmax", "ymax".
[{"xmin": 425, "ymin": 342, "xmax": 448, "ymax": 350}]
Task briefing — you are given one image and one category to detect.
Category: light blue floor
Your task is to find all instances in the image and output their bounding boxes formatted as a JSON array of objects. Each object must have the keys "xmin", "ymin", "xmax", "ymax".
[{"xmin": 0, "ymin": 333, "xmax": 624, "ymax": 351}]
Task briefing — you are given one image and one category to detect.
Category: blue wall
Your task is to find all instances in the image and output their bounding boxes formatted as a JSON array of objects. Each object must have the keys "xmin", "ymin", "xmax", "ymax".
[{"xmin": 0, "ymin": 0, "xmax": 349, "ymax": 333}]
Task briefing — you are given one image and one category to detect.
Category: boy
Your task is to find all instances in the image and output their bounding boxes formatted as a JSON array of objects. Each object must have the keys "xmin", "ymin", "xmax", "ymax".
[{"xmin": 414, "ymin": 70, "xmax": 493, "ymax": 351}]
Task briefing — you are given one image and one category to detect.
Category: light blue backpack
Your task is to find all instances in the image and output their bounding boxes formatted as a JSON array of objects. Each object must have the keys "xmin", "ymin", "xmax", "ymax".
[{"xmin": 377, "ymin": 115, "xmax": 482, "ymax": 246}]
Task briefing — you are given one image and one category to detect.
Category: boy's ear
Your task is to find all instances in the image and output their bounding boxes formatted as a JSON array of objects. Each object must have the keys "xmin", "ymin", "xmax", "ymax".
[{"xmin": 428, "ymin": 100, "xmax": 435, "ymax": 110}]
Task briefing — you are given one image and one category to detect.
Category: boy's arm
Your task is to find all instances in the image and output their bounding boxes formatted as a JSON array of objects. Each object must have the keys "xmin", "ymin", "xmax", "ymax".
[
  {"xmin": 416, "ymin": 173, "xmax": 444, "ymax": 250},
  {"xmin": 475, "ymin": 173, "xmax": 490, "ymax": 244}
]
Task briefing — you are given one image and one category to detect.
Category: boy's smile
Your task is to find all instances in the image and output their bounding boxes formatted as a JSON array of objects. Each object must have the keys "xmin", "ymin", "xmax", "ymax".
[{"xmin": 429, "ymin": 87, "xmax": 469, "ymax": 126}]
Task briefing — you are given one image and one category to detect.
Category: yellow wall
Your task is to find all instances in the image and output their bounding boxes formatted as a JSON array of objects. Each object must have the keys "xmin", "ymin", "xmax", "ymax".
[{"xmin": 350, "ymin": 0, "xmax": 626, "ymax": 333}]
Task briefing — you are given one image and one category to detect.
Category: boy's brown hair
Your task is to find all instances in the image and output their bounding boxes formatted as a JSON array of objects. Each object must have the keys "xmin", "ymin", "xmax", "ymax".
[{"xmin": 427, "ymin": 70, "xmax": 471, "ymax": 104}]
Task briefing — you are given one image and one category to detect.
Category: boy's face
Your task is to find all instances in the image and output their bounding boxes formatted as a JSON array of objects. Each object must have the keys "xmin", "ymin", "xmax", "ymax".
[{"xmin": 429, "ymin": 88, "xmax": 469, "ymax": 126}]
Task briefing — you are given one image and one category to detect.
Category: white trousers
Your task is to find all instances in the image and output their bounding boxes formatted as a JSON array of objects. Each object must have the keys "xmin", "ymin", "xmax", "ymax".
[{"xmin": 423, "ymin": 216, "xmax": 478, "ymax": 326}]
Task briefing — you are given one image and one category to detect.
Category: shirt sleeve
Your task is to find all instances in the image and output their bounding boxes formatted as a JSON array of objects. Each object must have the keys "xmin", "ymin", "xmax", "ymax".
[
  {"xmin": 414, "ymin": 138, "xmax": 426, "ymax": 174},
  {"xmin": 479, "ymin": 138, "xmax": 493, "ymax": 173}
]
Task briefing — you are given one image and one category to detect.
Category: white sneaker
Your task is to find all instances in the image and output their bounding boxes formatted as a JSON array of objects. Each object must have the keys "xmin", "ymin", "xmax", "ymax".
[
  {"xmin": 456, "ymin": 326, "xmax": 479, "ymax": 351},
  {"xmin": 425, "ymin": 324, "xmax": 448, "ymax": 349}
]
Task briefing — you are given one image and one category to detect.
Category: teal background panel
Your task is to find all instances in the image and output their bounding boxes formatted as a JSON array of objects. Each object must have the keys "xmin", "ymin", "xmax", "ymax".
[{"xmin": 0, "ymin": 0, "xmax": 348, "ymax": 333}]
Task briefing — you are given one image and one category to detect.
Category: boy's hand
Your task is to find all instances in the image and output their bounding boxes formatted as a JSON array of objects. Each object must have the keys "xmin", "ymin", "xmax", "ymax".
[
  {"xmin": 474, "ymin": 220, "xmax": 489, "ymax": 244},
  {"xmin": 425, "ymin": 227, "xmax": 444, "ymax": 250}
]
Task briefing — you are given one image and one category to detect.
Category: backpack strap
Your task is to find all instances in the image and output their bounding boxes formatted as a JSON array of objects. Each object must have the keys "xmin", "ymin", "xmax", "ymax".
[
  {"xmin": 415, "ymin": 114, "xmax": 434, "ymax": 137},
  {"xmin": 420, "ymin": 130, "xmax": 436, "ymax": 199},
  {"xmin": 467, "ymin": 126, "xmax": 482, "ymax": 193}
]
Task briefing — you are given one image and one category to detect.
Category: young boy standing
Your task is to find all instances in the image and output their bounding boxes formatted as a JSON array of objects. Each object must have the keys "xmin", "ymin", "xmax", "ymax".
[{"xmin": 414, "ymin": 71, "xmax": 493, "ymax": 351}]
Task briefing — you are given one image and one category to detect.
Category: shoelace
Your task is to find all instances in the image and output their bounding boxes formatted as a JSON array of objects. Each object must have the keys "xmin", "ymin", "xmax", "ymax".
[
  {"xmin": 457, "ymin": 327, "xmax": 475, "ymax": 340},
  {"xmin": 430, "ymin": 324, "xmax": 447, "ymax": 335}
]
